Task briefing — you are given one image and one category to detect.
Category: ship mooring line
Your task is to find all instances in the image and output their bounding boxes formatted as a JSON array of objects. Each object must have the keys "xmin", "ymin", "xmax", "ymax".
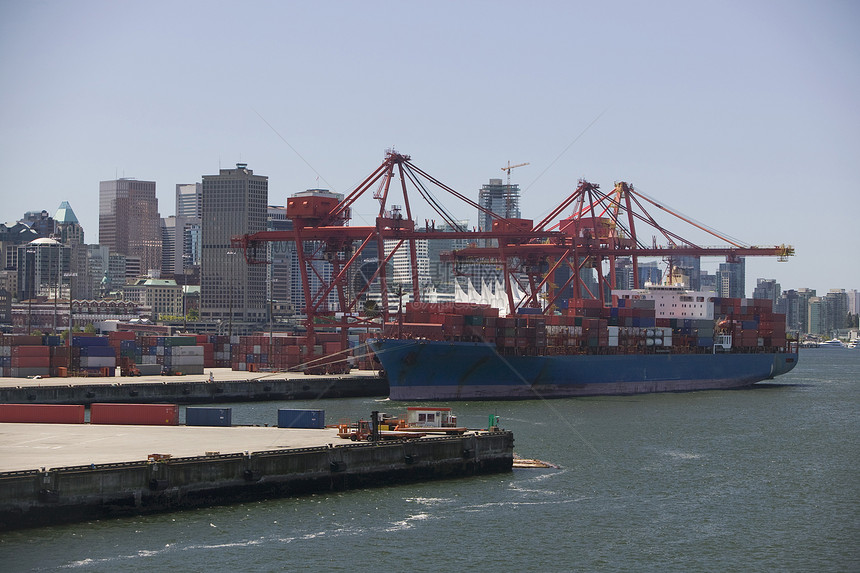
[
  {"xmin": 252, "ymin": 108, "xmax": 334, "ymax": 191},
  {"xmin": 480, "ymin": 341, "xmax": 607, "ymax": 463}
]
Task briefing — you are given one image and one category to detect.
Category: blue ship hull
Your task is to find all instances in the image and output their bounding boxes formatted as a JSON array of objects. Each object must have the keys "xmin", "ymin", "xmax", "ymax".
[{"xmin": 370, "ymin": 339, "xmax": 799, "ymax": 401}]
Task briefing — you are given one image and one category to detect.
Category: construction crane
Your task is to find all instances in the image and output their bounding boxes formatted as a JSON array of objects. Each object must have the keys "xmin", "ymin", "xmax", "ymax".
[{"xmin": 501, "ymin": 161, "xmax": 529, "ymax": 187}]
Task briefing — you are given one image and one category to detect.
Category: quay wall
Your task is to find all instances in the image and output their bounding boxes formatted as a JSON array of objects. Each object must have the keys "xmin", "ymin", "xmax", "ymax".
[
  {"xmin": 0, "ymin": 432, "xmax": 514, "ymax": 531},
  {"xmin": 0, "ymin": 376, "xmax": 388, "ymax": 405}
]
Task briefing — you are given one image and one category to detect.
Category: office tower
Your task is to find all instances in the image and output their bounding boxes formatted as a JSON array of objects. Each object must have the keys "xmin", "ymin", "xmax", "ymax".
[
  {"xmin": 20, "ymin": 210, "xmax": 56, "ymax": 238},
  {"xmin": 161, "ymin": 216, "xmax": 176, "ymax": 276},
  {"xmin": 54, "ymin": 202, "xmax": 84, "ymax": 245},
  {"xmin": 54, "ymin": 201, "xmax": 87, "ymax": 299},
  {"xmin": 175, "ymin": 183, "xmax": 203, "ymax": 276},
  {"xmin": 200, "ymin": 163, "xmax": 267, "ymax": 330},
  {"xmin": 717, "ymin": 259, "xmax": 745, "ymax": 299},
  {"xmin": 17, "ymin": 238, "xmax": 70, "ymax": 300},
  {"xmin": 99, "ymin": 178, "xmax": 162, "ymax": 275},
  {"xmin": 176, "ymin": 183, "xmax": 203, "ymax": 218}
]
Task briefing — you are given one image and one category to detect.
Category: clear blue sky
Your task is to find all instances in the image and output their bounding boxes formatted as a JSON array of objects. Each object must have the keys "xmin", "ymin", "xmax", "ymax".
[{"xmin": 1, "ymin": 0, "xmax": 857, "ymax": 295}]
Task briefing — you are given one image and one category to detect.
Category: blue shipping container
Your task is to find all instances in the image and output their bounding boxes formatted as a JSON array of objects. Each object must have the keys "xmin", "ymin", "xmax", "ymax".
[
  {"xmin": 72, "ymin": 336, "xmax": 109, "ymax": 347},
  {"xmin": 278, "ymin": 409, "xmax": 325, "ymax": 429},
  {"xmin": 186, "ymin": 407, "xmax": 232, "ymax": 427},
  {"xmin": 79, "ymin": 346, "xmax": 116, "ymax": 357}
]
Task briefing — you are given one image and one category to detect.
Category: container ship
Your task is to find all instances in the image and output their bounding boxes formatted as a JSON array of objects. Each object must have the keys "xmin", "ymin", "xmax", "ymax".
[
  {"xmin": 370, "ymin": 285, "xmax": 798, "ymax": 401},
  {"xmin": 230, "ymin": 151, "xmax": 797, "ymax": 396}
]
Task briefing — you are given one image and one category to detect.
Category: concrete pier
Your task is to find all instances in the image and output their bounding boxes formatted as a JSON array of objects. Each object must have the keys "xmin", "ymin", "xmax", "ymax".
[
  {"xmin": 0, "ymin": 368, "xmax": 388, "ymax": 405},
  {"xmin": 0, "ymin": 423, "xmax": 514, "ymax": 530}
]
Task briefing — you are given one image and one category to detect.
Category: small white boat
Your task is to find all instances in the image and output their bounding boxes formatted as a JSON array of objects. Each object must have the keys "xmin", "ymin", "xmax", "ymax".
[{"xmin": 818, "ymin": 339, "xmax": 844, "ymax": 348}]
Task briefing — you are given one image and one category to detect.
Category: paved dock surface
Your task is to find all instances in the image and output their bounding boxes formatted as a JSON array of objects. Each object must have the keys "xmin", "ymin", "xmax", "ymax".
[
  {"xmin": 0, "ymin": 423, "xmax": 342, "ymax": 472},
  {"xmin": 0, "ymin": 367, "xmax": 380, "ymax": 389}
]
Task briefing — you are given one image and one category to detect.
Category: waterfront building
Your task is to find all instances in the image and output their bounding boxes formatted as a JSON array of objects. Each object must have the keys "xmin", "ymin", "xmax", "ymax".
[
  {"xmin": 825, "ymin": 289, "xmax": 849, "ymax": 333},
  {"xmin": 99, "ymin": 178, "xmax": 162, "ymax": 276},
  {"xmin": 808, "ymin": 297, "xmax": 825, "ymax": 336},
  {"xmin": 796, "ymin": 288, "xmax": 816, "ymax": 334},
  {"xmin": 200, "ymin": 163, "xmax": 267, "ymax": 332}
]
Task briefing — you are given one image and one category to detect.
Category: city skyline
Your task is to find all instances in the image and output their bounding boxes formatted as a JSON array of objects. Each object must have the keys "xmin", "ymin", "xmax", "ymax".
[{"xmin": 1, "ymin": 1, "xmax": 857, "ymax": 296}]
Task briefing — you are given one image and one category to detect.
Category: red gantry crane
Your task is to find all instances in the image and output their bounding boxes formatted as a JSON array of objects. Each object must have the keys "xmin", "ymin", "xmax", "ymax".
[{"xmin": 232, "ymin": 150, "xmax": 793, "ymax": 370}]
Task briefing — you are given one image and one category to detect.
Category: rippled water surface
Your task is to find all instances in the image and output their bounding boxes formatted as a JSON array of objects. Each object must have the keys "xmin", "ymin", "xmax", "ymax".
[{"xmin": 2, "ymin": 349, "xmax": 857, "ymax": 572}]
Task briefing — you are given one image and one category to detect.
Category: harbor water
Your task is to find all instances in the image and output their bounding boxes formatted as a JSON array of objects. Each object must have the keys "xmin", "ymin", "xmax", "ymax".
[{"xmin": 1, "ymin": 349, "xmax": 857, "ymax": 572}]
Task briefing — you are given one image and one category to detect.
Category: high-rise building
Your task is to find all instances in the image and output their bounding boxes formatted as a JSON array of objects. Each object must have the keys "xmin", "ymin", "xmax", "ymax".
[
  {"xmin": 717, "ymin": 259, "xmax": 745, "ymax": 299},
  {"xmin": 425, "ymin": 220, "xmax": 470, "ymax": 294},
  {"xmin": 54, "ymin": 201, "xmax": 87, "ymax": 299},
  {"xmin": 161, "ymin": 216, "xmax": 176, "ymax": 276},
  {"xmin": 824, "ymin": 289, "xmax": 849, "ymax": 332},
  {"xmin": 847, "ymin": 289, "xmax": 860, "ymax": 317},
  {"xmin": 752, "ymin": 278, "xmax": 781, "ymax": 311},
  {"xmin": 796, "ymin": 288, "xmax": 816, "ymax": 334},
  {"xmin": 176, "ymin": 183, "xmax": 203, "ymax": 218},
  {"xmin": 478, "ymin": 178, "xmax": 521, "ymax": 232},
  {"xmin": 174, "ymin": 183, "xmax": 203, "ymax": 276},
  {"xmin": 99, "ymin": 178, "xmax": 162, "ymax": 276},
  {"xmin": 267, "ymin": 206, "xmax": 293, "ymax": 317},
  {"xmin": 20, "ymin": 210, "xmax": 56, "ymax": 238},
  {"xmin": 671, "ymin": 254, "xmax": 702, "ymax": 290},
  {"xmin": 808, "ymin": 297, "xmax": 825, "ymax": 336},
  {"xmin": 16, "ymin": 238, "xmax": 70, "ymax": 300},
  {"xmin": 200, "ymin": 163, "xmax": 267, "ymax": 331},
  {"xmin": 778, "ymin": 289, "xmax": 802, "ymax": 332}
]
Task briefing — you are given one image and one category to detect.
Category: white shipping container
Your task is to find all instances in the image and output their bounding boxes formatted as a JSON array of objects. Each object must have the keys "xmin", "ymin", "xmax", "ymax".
[
  {"xmin": 142, "ymin": 355, "xmax": 157, "ymax": 365},
  {"xmin": 80, "ymin": 357, "xmax": 116, "ymax": 368},
  {"xmin": 0, "ymin": 346, "xmax": 10, "ymax": 357},
  {"xmin": 172, "ymin": 346, "xmax": 204, "ymax": 357},
  {"xmin": 253, "ymin": 345, "xmax": 261, "ymax": 355},
  {"xmin": 172, "ymin": 356, "xmax": 204, "ymax": 366}
]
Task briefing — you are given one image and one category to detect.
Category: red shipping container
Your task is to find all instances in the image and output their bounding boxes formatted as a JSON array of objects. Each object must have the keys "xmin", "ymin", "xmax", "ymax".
[
  {"xmin": 90, "ymin": 403, "xmax": 179, "ymax": 426},
  {"xmin": 0, "ymin": 404, "xmax": 86, "ymax": 424},
  {"xmin": 11, "ymin": 356, "xmax": 51, "ymax": 368},
  {"xmin": 11, "ymin": 346, "xmax": 50, "ymax": 357}
]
